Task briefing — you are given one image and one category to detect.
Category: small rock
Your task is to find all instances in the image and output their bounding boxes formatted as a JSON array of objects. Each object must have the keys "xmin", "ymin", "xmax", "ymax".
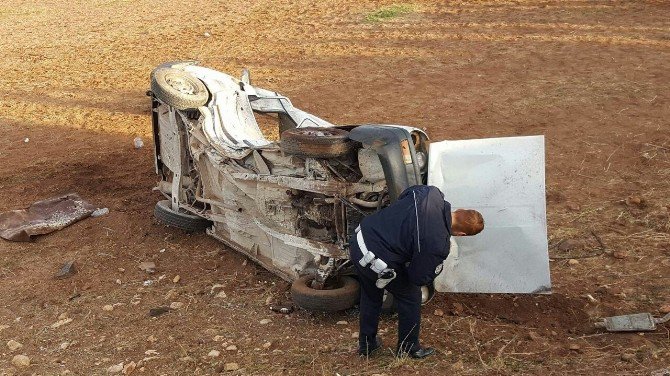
[
  {"xmin": 224, "ymin": 363, "xmax": 240, "ymax": 371},
  {"xmin": 265, "ymin": 296, "xmax": 274, "ymax": 305},
  {"xmin": 226, "ymin": 344, "xmax": 238, "ymax": 351},
  {"xmin": 55, "ymin": 261, "xmax": 77, "ymax": 279},
  {"xmin": 148, "ymin": 307, "xmax": 170, "ymax": 317},
  {"xmin": 144, "ymin": 350, "xmax": 159, "ymax": 356},
  {"xmin": 207, "ymin": 349, "xmax": 220, "ymax": 357},
  {"xmin": 173, "ymin": 275, "xmax": 181, "ymax": 283},
  {"xmin": 204, "ymin": 32, "xmax": 211, "ymax": 38},
  {"xmin": 103, "ymin": 305, "xmax": 114, "ymax": 312},
  {"xmin": 625, "ymin": 196, "xmax": 646, "ymax": 208},
  {"xmin": 259, "ymin": 319, "xmax": 272, "ymax": 325},
  {"xmin": 568, "ymin": 343, "xmax": 581, "ymax": 351},
  {"xmin": 620, "ymin": 353, "xmax": 635, "ymax": 362},
  {"xmin": 262, "ymin": 341, "xmax": 272, "ymax": 349},
  {"xmin": 269, "ymin": 303, "xmax": 294, "ymax": 314},
  {"xmin": 351, "ymin": 332, "xmax": 359, "ymax": 339},
  {"xmin": 0, "ymin": 324, "xmax": 9, "ymax": 332},
  {"xmin": 7, "ymin": 340, "xmax": 23, "ymax": 351},
  {"xmin": 213, "ymin": 335, "xmax": 225, "ymax": 342},
  {"xmin": 169, "ymin": 302, "xmax": 184, "ymax": 310},
  {"xmin": 433, "ymin": 309, "xmax": 444, "ymax": 317},
  {"xmin": 451, "ymin": 302, "xmax": 464, "ymax": 316},
  {"xmin": 24, "ymin": 138, "xmax": 29, "ymax": 143},
  {"xmin": 147, "ymin": 335, "xmax": 157, "ymax": 343},
  {"xmin": 566, "ymin": 202, "xmax": 581, "ymax": 212},
  {"xmin": 133, "ymin": 137, "xmax": 144, "ymax": 149},
  {"xmin": 660, "ymin": 304, "xmax": 670, "ymax": 314},
  {"xmin": 123, "ymin": 361, "xmax": 137, "ymax": 375},
  {"xmin": 612, "ymin": 251, "xmax": 628, "ymax": 259},
  {"xmin": 336, "ymin": 320, "xmax": 348, "ymax": 325},
  {"xmin": 116, "ymin": 279, "xmax": 122, "ymax": 285},
  {"xmin": 180, "ymin": 356, "xmax": 194, "ymax": 362},
  {"xmin": 11, "ymin": 354, "xmax": 30, "ymax": 368},
  {"xmin": 58, "ymin": 312, "xmax": 68, "ymax": 320},
  {"xmin": 139, "ymin": 262, "xmax": 156, "ymax": 273},
  {"xmin": 107, "ymin": 363, "xmax": 123, "ymax": 374},
  {"xmin": 568, "ymin": 259, "xmax": 580, "ymax": 265},
  {"xmin": 215, "ymin": 291, "xmax": 227, "ymax": 299},
  {"xmin": 60, "ymin": 342, "xmax": 70, "ymax": 350}
]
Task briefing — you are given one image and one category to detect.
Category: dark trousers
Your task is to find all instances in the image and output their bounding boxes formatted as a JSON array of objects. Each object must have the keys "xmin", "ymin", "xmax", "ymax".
[{"xmin": 350, "ymin": 241, "xmax": 422, "ymax": 353}]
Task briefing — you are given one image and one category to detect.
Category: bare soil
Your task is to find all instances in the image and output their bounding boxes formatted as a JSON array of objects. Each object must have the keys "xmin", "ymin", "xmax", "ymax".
[{"xmin": 1, "ymin": 1, "xmax": 669, "ymax": 375}]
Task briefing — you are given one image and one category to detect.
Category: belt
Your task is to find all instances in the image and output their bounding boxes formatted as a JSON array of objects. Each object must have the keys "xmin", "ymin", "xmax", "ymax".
[{"xmin": 355, "ymin": 225, "xmax": 396, "ymax": 289}]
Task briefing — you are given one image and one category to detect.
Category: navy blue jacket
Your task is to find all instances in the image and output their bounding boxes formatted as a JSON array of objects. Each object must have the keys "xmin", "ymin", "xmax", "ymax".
[{"xmin": 357, "ymin": 185, "xmax": 452, "ymax": 286}]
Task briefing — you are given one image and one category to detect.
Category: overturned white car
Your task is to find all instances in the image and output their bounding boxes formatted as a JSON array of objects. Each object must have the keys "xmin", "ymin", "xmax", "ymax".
[
  {"xmin": 148, "ymin": 62, "xmax": 431, "ymax": 311},
  {"xmin": 148, "ymin": 62, "xmax": 551, "ymax": 312}
]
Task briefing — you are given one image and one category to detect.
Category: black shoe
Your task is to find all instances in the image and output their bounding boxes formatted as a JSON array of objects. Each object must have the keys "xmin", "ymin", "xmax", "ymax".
[
  {"xmin": 358, "ymin": 336, "xmax": 383, "ymax": 357},
  {"xmin": 397, "ymin": 346, "xmax": 435, "ymax": 359}
]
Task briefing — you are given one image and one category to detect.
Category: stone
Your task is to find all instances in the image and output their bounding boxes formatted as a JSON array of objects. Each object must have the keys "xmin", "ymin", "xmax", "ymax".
[
  {"xmin": 259, "ymin": 319, "xmax": 272, "ymax": 325},
  {"xmin": 148, "ymin": 307, "xmax": 170, "ymax": 317},
  {"xmin": 225, "ymin": 344, "xmax": 238, "ymax": 351},
  {"xmin": 207, "ymin": 349, "xmax": 220, "ymax": 357},
  {"xmin": 169, "ymin": 302, "xmax": 184, "ymax": 310},
  {"xmin": 224, "ymin": 363, "xmax": 240, "ymax": 371},
  {"xmin": 11, "ymin": 354, "xmax": 30, "ymax": 368},
  {"xmin": 103, "ymin": 305, "xmax": 114, "ymax": 312},
  {"xmin": 451, "ymin": 302, "xmax": 464, "ymax": 316},
  {"xmin": 262, "ymin": 341, "xmax": 272, "ymax": 349},
  {"xmin": 0, "ymin": 324, "xmax": 9, "ymax": 332},
  {"xmin": 107, "ymin": 363, "xmax": 123, "ymax": 373},
  {"xmin": 566, "ymin": 202, "xmax": 581, "ymax": 212},
  {"xmin": 433, "ymin": 309, "xmax": 444, "ymax": 317},
  {"xmin": 60, "ymin": 342, "xmax": 70, "ymax": 350},
  {"xmin": 58, "ymin": 312, "xmax": 69, "ymax": 320},
  {"xmin": 147, "ymin": 335, "xmax": 157, "ymax": 343},
  {"xmin": 213, "ymin": 335, "xmax": 225, "ymax": 342},
  {"xmin": 660, "ymin": 304, "xmax": 670, "ymax": 314},
  {"xmin": 215, "ymin": 291, "xmax": 227, "ymax": 299},
  {"xmin": 568, "ymin": 259, "xmax": 580, "ymax": 265},
  {"xmin": 336, "ymin": 320, "xmax": 348, "ymax": 325},
  {"xmin": 621, "ymin": 353, "xmax": 635, "ymax": 362},
  {"xmin": 123, "ymin": 361, "xmax": 137, "ymax": 375},
  {"xmin": 55, "ymin": 261, "xmax": 77, "ymax": 279},
  {"xmin": 625, "ymin": 196, "xmax": 646, "ymax": 208},
  {"xmin": 7, "ymin": 339, "xmax": 23, "ymax": 351},
  {"xmin": 173, "ymin": 275, "xmax": 181, "ymax": 283},
  {"xmin": 139, "ymin": 262, "xmax": 156, "ymax": 273},
  {"xmin": 351, "ymin": 332, "xmax": 359, "ymax": 339},
  {"xmin": 568, "ymin": 343, "xmax": 581, "ymax": 351}
]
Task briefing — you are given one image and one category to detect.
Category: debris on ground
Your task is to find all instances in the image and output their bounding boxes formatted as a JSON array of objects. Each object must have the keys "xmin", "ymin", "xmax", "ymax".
[
  {"xmin": 107, "ymin": 363, "xmax": 124, "ymax": 374},
  {"xmin": 7, "ymin": 339, "xmax": 23, "ymax": 351},
  {"xmin": 139, "ymin": 262, "xmax": 156, "ymax": 273},
  {"xmin": 269, "ymin": 303, "xmax": 294, "ymax": 314},
  {"xmin": 0, "ymin": 193, "xmax": 97, "ymax": 242},
  {"xmin": 596, "ymin": 312, "xmax": 670, "ymax": 332},
  {"xmin": 55, "ymin": 260, "xmax": 77, "ymax": 279},
  {"xmin": 224, "ymin": 363, "xmax": 240, "ymax": 371}
]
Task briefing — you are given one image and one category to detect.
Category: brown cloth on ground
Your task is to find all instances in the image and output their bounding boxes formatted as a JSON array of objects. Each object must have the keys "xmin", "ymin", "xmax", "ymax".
[{"xmin": 0, "ymin": 193, "xmax": 96, "ymax": 242}]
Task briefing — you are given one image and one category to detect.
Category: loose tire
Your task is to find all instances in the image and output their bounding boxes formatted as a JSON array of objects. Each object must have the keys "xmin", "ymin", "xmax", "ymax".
[
  {"xmin": 280, "ymin": 127, "xmax": 356, "ymax": 159},
  {"xmin": 291, "ymin": 275, "xmax": 360, "ymax": 312},
  {"xmin": 154, "ymin": 200, "xmax": 212, "ymax": 232},
  {"xmin": 151, "ymin": 68, "xmax": 209, "ymax": 110}
]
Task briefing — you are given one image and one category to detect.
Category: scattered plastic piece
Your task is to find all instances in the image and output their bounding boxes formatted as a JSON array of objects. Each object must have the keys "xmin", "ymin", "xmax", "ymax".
[{"xmin": 596, "ymin": 312, "xmax": 670, "ymax": 332}]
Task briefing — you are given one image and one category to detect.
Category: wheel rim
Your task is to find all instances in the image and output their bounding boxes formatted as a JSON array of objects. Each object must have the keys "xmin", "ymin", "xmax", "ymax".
[{"xmin": 165, "ymin": 74, "xmax": 197, "ymax": 95}]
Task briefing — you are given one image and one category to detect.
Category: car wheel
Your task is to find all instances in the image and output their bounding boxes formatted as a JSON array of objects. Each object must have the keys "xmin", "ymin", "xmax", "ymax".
[
  {"xmin": 280, "ymin": 127, "xmax": 356, "ymax": 159},
  {"xmin": 151, "ymin": 68, "xmax": 209, "ymax": 110},
  {"xmin": 291, "ymin": 275, "xmax": 360, "ymax": 312},
  {"xmin": 154, "ymin": 200, "xmax": 212, "ymax": 232}
]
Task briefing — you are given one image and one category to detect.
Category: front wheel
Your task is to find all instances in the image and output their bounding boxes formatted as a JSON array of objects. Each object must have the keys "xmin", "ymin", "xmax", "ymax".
[{"xmin": 291, "ymin": 275, "xmax": 360, "ymax": 312}]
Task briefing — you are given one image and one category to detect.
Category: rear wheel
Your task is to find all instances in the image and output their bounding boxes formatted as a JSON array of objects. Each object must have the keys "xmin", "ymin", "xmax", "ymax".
[
  {"xmin": 154, "ymin": 200, "xmax": 211, "ymax": 232},
  {"xmin": 291, "ymin": 275, "xmax": 360, "ymax": 312},
  {"xmin": 280, "ymin": 127, "xmax": 356, "ymax": 159}
]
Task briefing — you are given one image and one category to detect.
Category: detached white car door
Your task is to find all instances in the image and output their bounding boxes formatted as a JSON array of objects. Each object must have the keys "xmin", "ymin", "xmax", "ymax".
[{"xmin": 428, "ymin": 136, "xmax": 551, "ymax": 294}]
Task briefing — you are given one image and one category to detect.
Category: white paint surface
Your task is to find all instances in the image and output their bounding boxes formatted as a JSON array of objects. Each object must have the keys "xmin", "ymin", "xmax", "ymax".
[{"xmin": 428, "ymin": 136, "xmax": 551, "ymax": 294}]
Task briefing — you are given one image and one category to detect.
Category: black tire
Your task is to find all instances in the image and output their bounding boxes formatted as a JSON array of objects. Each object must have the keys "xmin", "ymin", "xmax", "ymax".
[
  {"xmin": 154, "ymin": 200, "xmax": 211, "ymax": 232},
  {"xmin": 280, "ymin": 127, "xmax": 356, "ymax": 159},
  {"xmin": 151, "ymin": 68, "xmax": 209, "ymax": 110},
  {"xmin": 291, "ymin": 275, "xmax": 360, "ymax": 312}
]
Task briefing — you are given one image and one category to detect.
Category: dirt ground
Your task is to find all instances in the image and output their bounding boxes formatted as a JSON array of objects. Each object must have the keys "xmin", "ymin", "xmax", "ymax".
[{"xmin": 1, "ymin": 0, "xmax": 669, "ymax": 375}]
